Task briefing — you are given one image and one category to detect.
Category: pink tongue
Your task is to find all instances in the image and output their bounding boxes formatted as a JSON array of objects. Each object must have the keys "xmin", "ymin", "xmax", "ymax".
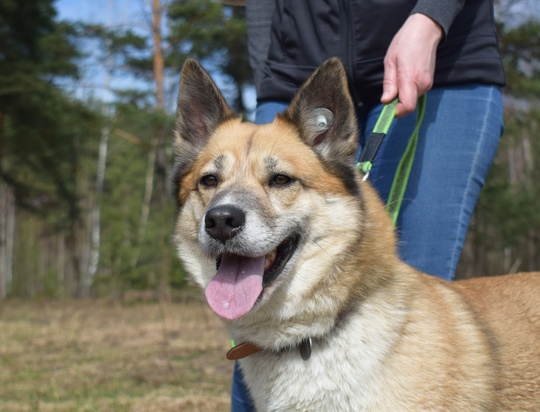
[{"xmin": 205, "ymin": 253, "xmax": 265, "ymax": 320}]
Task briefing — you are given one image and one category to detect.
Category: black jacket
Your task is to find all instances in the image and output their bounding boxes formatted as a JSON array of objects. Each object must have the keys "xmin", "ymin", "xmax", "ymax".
[{"xmin": 258, "ymin": 0, "xmax": 505, "ymax": 108}]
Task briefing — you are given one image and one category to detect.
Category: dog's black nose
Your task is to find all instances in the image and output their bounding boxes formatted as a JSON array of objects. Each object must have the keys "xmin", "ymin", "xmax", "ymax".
[{"xmin": 205, "ymin": 205, "xmax": 245, "ymax": 242}]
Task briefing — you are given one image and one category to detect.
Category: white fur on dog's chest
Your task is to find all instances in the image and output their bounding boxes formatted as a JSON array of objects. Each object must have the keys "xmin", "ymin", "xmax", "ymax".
[
  {"xmin": 239, "ymin": 314, "xmax": 400, "ymax": 411},
  {"xmin": 242, "ymin": 347, "xmax": 385, "ymax": 411}
]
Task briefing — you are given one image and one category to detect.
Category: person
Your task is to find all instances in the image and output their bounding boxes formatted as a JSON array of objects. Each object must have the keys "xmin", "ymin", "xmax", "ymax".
[{"xmin": 234, "ymin": 0, "xmax": 506, "ymax": 410}]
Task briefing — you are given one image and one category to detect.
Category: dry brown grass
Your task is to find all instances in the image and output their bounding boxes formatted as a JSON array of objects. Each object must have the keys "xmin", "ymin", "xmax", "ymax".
[{"xmin": 0, "ymin": 297, "xmax": 234, "ymax": 411}]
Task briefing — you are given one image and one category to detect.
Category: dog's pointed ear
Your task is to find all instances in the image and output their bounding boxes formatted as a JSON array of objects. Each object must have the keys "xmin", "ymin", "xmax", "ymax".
[
  {"xmin": 175, "ymin": 59, "xmax": 237, "ymax": 152},
  {"xmin": 280, "ymin": 58, "xmax": 357, "ymax": 162}
]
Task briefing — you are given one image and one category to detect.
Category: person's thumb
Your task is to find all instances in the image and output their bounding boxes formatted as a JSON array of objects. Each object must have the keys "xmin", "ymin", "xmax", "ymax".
[{"xmin": 382, "ymin": 61, "xmax": 398, "ymax": 103}]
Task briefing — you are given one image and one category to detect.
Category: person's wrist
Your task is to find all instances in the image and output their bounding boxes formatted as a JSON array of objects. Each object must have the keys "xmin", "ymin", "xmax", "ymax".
[{"xmin": 408, "ymin": 13, "xmax": 443, "ymax": 43}]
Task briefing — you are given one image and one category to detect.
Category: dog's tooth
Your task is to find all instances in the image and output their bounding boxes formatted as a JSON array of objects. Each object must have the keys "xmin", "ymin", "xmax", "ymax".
[{"xmin": 265, "ymin": 249, "xmax": 277, "ymax": 270}]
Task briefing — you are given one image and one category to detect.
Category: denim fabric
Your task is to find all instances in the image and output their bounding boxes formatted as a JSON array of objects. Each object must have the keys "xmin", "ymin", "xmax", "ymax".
[
  {"xmin": 231, "ymin": 362, "xmax": 255, "ymax": 411},
  {"xmin": 230, "ymin": 84, "xmax": 503, "ymax": 411},
  {"xmin": 253, "ymin": 101, "xmax": 288, "ymax": 124}
]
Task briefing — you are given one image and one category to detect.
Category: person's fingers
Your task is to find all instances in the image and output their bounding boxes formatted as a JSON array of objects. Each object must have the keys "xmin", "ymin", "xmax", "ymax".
[
  {"xmin": 382, "ymin": 53, "xmax": 418, "ymax": 117},
  {"xmin": 381, "ymin": 58, "xmax": 398, "ymax": 104},
  {"xmin": 395, "ymin": 77, "xmax": 418, "ymax": 117}
]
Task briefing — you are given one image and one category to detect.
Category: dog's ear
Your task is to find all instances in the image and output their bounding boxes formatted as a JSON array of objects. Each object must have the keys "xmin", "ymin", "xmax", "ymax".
[
  {"xmin": 280, "ymin": 58, "xmax": 357, "ymax": 163},
  {"xmin": 173, "ymin": 59, "xmax": 239, "ymax": 205},
  {"xmin": 175, "ymin": 59, "xmax": 237, "ymax": 154}
]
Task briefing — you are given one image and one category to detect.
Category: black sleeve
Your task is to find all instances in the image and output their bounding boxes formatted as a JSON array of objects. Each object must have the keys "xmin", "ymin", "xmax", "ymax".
[
  {"xmin": 411, "ymin": 0, "xmax": 467, "ymax": 36},
  {"xmin": 246, "ymin": 0, "xmax": 276, "ymax": 95}
]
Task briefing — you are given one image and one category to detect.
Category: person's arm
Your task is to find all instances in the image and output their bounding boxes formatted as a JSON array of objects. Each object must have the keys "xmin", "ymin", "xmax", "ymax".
[{"xmin": 381, "ymin": 1, "xmax": 467, "ymax": 117}]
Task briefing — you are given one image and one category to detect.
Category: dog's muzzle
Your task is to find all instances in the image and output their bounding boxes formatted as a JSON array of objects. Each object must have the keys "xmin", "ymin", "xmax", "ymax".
[{"xmin": 201, "ymin": 204, "xmax": 301, "ymax": 320}]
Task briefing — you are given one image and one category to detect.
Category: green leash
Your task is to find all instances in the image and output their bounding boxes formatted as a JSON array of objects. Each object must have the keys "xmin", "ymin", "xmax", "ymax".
[
  {"xmin": 356, "ymin": 95, "xmax": 427, "ymax": 225},
  {"xmin": 356, "ymin": 99, "xmax": 398, "ymax": 178}
]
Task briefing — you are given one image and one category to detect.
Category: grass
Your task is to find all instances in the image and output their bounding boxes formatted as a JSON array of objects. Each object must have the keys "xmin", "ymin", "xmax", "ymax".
[{"xmin": 0, "ymin": 297, "xmax": 234, "ymax": 411}]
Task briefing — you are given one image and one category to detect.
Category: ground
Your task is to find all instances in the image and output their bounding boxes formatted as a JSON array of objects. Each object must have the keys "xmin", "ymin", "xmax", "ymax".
[{"xmin": 0, "ymin": 296, "xmax": 233, "ymax": 411}]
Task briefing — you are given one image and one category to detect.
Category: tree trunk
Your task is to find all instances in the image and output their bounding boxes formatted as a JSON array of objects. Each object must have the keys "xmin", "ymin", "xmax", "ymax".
[
  {"xmin": 0, "ymin": 182, "xmax": 15, "ymax": 298},
  {"xmin": 84, "ymin": 4, "xmax": 114, "ymax": 295},
  {"xmin": 86, "ymin": 112, "xmax": 109, "ymax": 294},
  {"xmin": 132, "ymin": 0, "xmax": 165, "ymax": 268},
  {"xmin": 132, "ymin": 137, "xmax": 158, "ymax": 269},
  {"xmin": 0, "ymin": 182, "xmax": 6, "ymax": 298},
  {"xmin": 153, "ymin": 0, "xmax": 165, "ymax": 111},
  {"xmin": 0, "ymin": 111, "xmax": 15, "ymax": 299}
]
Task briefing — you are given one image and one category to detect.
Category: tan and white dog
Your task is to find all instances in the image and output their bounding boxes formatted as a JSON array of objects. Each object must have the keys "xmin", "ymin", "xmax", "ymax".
[{"xmin": 173, "ymin": 58, "xmax": 540, "ymax": 411}]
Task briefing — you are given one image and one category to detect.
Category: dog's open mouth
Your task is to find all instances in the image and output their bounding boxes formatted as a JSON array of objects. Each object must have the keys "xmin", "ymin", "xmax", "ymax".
[{"xmin": 205, "ymin": 235, "xmax": 299, "ymax": 320}]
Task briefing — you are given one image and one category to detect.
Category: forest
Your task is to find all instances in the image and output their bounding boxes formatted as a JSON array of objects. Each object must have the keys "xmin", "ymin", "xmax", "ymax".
[{"xmin": 0, "ymin": 0, "xmax": 539, "ymax": 299}]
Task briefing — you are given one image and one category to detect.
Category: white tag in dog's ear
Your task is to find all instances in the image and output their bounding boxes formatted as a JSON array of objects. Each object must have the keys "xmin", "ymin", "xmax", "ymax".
[
  {"xmin": 313, "ymin": 108, "xmax": 334, "ymax": 131},
  {"xmin": 307, "ymin": 108, "xmax": 334, "ymax": 144}
]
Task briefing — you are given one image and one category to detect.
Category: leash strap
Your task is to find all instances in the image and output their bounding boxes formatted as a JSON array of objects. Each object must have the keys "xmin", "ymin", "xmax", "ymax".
[
  {"xmin": 357, "ymin": 99, "xmax": 398, "ymax": 178},
  {"xmin": 385, "ymin": 95, "xmax": 426, "ymax": 225},
  {"xmin": 356, "ymin": 95, "xmax": 427, "ymax": 225}
]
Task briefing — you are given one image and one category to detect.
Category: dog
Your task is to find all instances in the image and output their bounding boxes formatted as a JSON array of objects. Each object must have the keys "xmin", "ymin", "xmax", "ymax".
[{"xmin": 173, "ymin": 57, "xmax": 540, "ymax": 411}]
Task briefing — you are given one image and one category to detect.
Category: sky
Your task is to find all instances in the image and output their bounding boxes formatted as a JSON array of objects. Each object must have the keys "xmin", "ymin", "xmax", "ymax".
[
  {"xmin": 497, "ymin": 0, "xmax": 540, "ymax": 26},
  {"xmin": 56, "ymin": 0, "xmax": 142, "ymax": 27}
]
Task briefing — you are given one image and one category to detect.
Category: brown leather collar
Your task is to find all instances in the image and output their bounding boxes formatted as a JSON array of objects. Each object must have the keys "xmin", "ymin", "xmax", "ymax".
[
  {"xmin": 226, "ymin": 338, "xmax": 313, "ymax": 361},
  {"xmin": 226, "ymin": 342, "xmax": 264, "ymax": 360}
]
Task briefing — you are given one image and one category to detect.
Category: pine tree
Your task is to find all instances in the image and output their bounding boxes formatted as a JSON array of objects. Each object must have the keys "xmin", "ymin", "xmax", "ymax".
[{"xmin": 0, "ymin": 0, "xmax": 100, "ymax": 297}]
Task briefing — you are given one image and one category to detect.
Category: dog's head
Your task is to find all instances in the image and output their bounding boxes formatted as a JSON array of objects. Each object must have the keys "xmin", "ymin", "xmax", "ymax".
[{"xmin": 173, "ymin": 58, "xmax": 390, "ymax": 334}]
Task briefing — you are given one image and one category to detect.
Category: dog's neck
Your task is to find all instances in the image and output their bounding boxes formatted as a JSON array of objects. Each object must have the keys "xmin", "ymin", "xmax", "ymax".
[{"xmin": 225, "ymin": 298, "xmax": 359, "ymax": 361}]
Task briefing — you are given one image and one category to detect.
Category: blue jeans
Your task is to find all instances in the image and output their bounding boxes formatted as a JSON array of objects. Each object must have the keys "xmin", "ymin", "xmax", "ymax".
[{"xmin": 231, "ymin": 84, "xmax": 504, "ymax": 411}]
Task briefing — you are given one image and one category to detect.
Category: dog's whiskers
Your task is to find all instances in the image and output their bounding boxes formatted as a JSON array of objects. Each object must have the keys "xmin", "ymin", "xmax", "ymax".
[{"xmin": 312, "ymin": 238, "xmax": 334, "ymax": 261}]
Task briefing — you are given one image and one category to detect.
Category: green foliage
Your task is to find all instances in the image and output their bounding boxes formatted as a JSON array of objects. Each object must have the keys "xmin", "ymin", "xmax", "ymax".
[
  {"xmin": 498, "ymin": 19, "xmax": 540, "ymax": 97},
  {"xmin": 0, "ymin": 0, "xmax": 80, "ymax": 95},
  {"xmin": 0, "ymin": 0, "xmax": 56, "ymax": 63},
  {"xmin": 92, "ymin": 100, "xmax": 187, "ymax": 293},
  {"xmin": 166, "ymin": 0, "xmax": 252, "ymax": 111},
  {"xmin": 0, "ymin": 1, "xmax": 103, "ymax": 298},
  {"xmin": 98, "ymin": 27, "xmax": 152, "ymax": 79},
  {"xmin": 5, "ymin": 88, "xmax": 98, "ymax": 218},
  {"xmin": 167, "ymin": 0, "xmax": 226, "ymax": 59},
  {"xmin": 464, "ymin": 108, "xmax": 540, "ymax": 275},
  {"xmin": 99, "ymin": 103, "xmax": 157, "ymax": 288},
  {"xmin": 0, "ymin": 0, "xmax": 96, "ymax": 221},
  {"xmin": 38, "ymin": 21, "xmax": 81, "ymax": 80}
]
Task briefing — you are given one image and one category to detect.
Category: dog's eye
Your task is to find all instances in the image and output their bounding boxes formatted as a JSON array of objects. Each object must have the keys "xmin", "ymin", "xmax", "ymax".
[
  {"xmin": 200, "ymin": 174, "xmax": 219, "ymax": 188},
  {"xmin": 270, "ymin": 174, "xmax": 294, "ymax": 186}
]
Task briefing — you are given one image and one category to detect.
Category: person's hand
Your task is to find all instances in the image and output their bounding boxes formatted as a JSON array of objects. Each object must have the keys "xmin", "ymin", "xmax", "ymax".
[{"xmin": 381, "ymin": 13, "xmax": 443, "ymax": 117}]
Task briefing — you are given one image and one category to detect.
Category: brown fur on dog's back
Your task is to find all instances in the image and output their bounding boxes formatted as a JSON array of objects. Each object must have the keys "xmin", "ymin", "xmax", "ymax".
[
  {"xmin": 372, "ymin": 270, "xmax": 540, "ymax": 411},
  {"xmin": 452, "ymin": 273, "xmax": 540, "ymax": 409}
]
